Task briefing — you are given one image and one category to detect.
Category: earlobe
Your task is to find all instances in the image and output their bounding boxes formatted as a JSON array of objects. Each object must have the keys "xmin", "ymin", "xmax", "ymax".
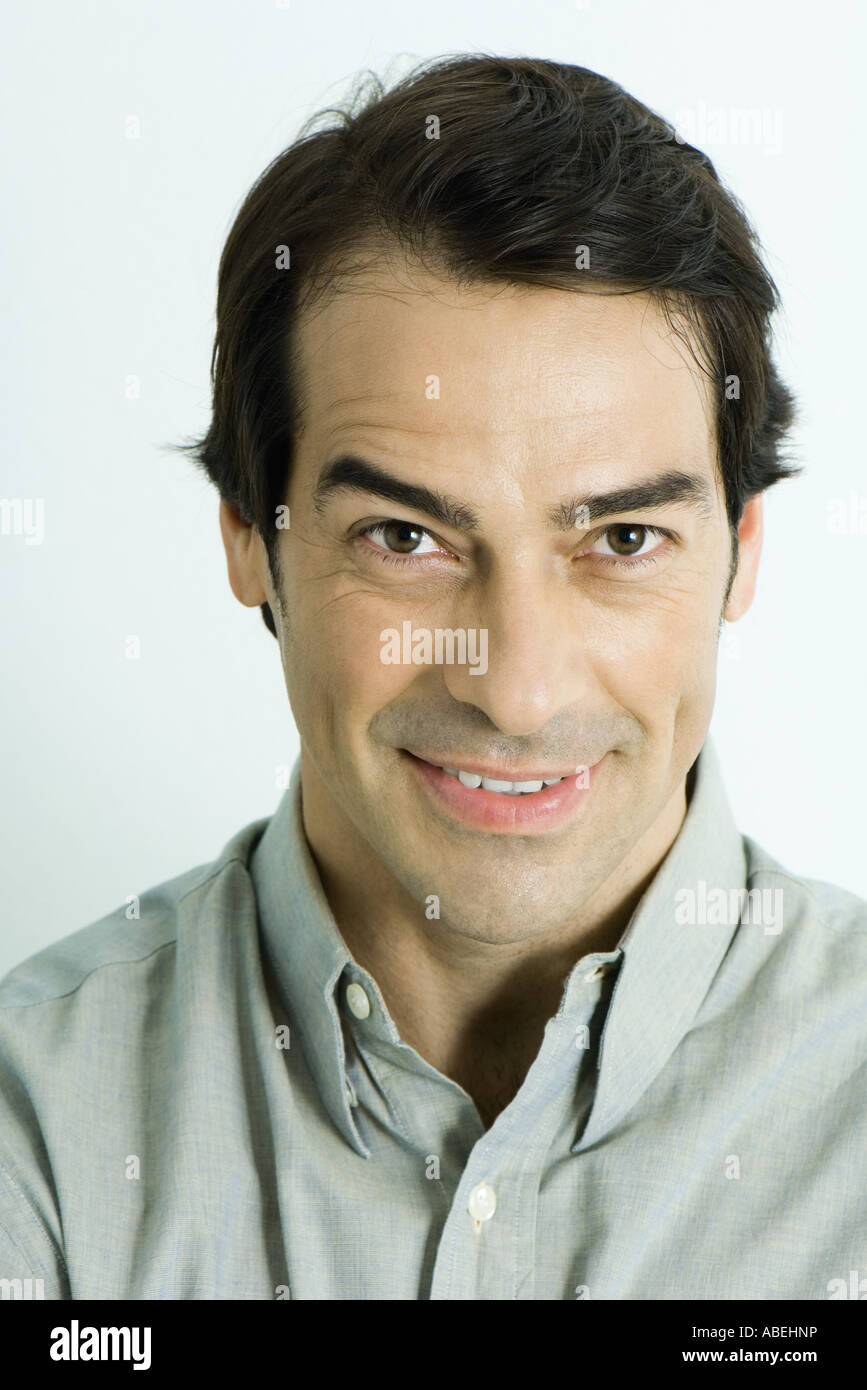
[
  {"xmin": 218, "ymin": 499, "xmax": 269, "ymax": 609},
  {"xmin": 723, "ymin": 495, "xmax": 763, "ymax": 623}
]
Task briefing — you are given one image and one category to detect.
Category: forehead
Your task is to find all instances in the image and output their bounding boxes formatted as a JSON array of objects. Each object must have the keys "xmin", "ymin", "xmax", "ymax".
[{"xmin": 293, "ymin": 257, "xmax": 716, "ymax": 474}]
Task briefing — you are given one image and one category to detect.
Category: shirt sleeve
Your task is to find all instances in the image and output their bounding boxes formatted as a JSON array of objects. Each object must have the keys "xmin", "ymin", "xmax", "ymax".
[{"xmin": 0, "ymin": 1042, "xmax": 70, "ymax": 1300}]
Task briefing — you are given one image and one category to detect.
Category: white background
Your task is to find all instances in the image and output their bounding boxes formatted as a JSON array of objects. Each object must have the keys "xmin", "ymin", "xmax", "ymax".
[{"xmin": 1, "ymin": 0, "xmax": 865, "ymax": 977}]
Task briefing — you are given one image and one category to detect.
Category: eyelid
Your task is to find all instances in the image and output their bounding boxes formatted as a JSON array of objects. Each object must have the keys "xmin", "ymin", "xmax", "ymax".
[
  {"xmin": 582, "ymin": 523, "xmax": 675, "ymax": 570},
  {"xmin": 586, "ymin": 522, "xmax": 673, "ymax": 549},
  {"xmin": 355, "ymin": 518, "xmax": 455, "ymax": 554}
]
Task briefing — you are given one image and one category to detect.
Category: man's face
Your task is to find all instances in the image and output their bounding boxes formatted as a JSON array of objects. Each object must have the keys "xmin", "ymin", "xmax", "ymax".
[{"xmin": 225, "ymin": 257, "xmax": 761, "ymax": 943}]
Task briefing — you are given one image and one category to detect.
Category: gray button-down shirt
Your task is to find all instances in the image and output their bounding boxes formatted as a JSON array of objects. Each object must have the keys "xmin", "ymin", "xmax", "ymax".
[{"xmin": 1, "ymin": 739, "xmax": 865, "ymax": 1300}]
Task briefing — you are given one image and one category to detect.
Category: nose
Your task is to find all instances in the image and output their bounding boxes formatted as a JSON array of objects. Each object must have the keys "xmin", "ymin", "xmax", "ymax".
[{"xmin": 441, "ymin": 557, "xmax": 595, "ymax": 736}]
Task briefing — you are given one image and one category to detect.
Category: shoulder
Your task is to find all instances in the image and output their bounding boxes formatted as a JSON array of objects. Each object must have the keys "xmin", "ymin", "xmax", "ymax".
[
  {"xmin": 743, "ymin": 833, "xmax": 867, "ymax": 938},
  {"xmin": 737, "ymin": 835, "xmax": 867, "ymax": 1015},
  {"xmin": 0, "ymin": 810, "xmax": 274, "ymax": 1293},
  {"xmin": 0, "ymin": 812, "xmax": 271, "ymax": 1016}
]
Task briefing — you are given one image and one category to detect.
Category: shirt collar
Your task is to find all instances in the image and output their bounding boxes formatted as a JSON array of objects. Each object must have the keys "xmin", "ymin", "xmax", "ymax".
[
  {"xmin": 572, "ymin": 734, "xmax": 746, "ymax": 1151},
  {"xmin": 251, "ymin": 736, "xmax": 745, "ymax": 1157},
  {"xmin": 251, "ymin": 764, "xmax": 367, "ymax": 1156}
]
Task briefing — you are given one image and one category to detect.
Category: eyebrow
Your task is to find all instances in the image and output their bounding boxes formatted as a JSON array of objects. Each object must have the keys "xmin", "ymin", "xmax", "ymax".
[{"xmin": 312, "ymin": 454, "xmax": 716, "ymax": 532}]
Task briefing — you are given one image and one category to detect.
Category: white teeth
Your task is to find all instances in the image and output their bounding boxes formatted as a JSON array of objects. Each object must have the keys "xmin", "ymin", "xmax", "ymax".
[
  {"xmin": 441, "ymin": 766, "xmax": 564, "ymax": 794},
  {"xmin": 481, "ymin": 778, "xmax": 514, "ymax": 793}
]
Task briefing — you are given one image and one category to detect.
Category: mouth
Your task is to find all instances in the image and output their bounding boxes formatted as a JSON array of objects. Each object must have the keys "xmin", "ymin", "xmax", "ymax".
[{"xmin": 400, "ymin": 749, "xmax": 605, "ymax": 834}]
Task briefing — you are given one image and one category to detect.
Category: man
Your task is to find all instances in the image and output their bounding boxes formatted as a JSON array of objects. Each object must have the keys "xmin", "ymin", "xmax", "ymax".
[{"xmin": 1, "ymin": 54, "xmax": 865, "ymax": 1302}]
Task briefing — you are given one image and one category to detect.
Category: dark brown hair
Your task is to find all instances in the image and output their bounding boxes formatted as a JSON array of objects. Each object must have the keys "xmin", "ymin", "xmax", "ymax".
[{"xmin": 173, "ymin": 53, "xmax": 799, "ymax": 635}]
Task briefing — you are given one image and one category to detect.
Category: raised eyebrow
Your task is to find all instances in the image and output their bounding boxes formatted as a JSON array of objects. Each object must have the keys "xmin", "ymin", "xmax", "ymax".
[{"xmin": 313, "ymin": 455, "xmax": 715, "ymax": 533}]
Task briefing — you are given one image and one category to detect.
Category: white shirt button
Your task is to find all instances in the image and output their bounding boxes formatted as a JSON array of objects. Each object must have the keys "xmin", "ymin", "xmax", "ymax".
[
  {"xmin": 346, "ymin": 982, "xmax": 371, "ymax": 1019},
  {"xmin": 467, "ymin": 1180, "xmax": 497, "ymax": 1225},
  {"xmin": 584, "ymin": 964, "xmax": 608, "ymax": 981}
]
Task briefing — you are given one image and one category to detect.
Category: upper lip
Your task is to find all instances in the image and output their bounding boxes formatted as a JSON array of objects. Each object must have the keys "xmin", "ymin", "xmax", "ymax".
[{"xmin": 403, "ymin": 750, "xmax": 588, "ymax": 780}]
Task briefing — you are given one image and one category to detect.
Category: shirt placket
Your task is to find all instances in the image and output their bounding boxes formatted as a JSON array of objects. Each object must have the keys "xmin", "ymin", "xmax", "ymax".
[{"xmin": 428, "ymin": 958, "xmax": 619, "ymax": 1300}]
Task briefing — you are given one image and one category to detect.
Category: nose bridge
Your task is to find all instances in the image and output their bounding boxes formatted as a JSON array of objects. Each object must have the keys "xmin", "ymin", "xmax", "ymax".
[{"xmin": 442, "ymin": 554, "xmax": 588, "ymax": 735}]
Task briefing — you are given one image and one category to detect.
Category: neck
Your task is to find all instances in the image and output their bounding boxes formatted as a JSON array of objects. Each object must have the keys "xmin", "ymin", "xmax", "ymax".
[{"xmin": 298, "ymin": 750, "xmax": 691, "ymax": 1124}]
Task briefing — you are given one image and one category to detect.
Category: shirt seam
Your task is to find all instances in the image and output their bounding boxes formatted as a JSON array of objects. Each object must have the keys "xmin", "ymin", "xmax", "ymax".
[
  {"xmin": 0, "ymin": 854, "xmax": 252, "ymax": 1013},
  {"xmin": 0, "ymin": 1153, "xmax": 69, "ymax": 1284},
  {"xmin": 1, "ymin": 937, "xmax": 179, "ymax": 1012},
  {"xmin": 745, "ymin": 864, "xmax": 866, "ymax": 933}
]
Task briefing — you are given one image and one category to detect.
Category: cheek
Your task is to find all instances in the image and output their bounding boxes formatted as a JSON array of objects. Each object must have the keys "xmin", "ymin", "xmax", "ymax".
[
  {"xmin": 589, "ymin": 580, "xmax": 721, "ymax": 720},
  {"xmin": 282, "ymin": 581, "xmax": 420, "ymax": 732}
]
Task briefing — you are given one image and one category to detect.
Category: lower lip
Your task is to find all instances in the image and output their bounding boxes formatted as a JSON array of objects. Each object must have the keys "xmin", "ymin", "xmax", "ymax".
[{"xmin": 401, "ymin": 750, "xmax": 605, "ymax": 834}]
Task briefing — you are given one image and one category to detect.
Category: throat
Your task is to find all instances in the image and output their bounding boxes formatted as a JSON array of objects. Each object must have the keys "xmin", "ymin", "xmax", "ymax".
[{"xmin": 448, "ymin": 1028, "xmax": 547, "ymax": 1130}]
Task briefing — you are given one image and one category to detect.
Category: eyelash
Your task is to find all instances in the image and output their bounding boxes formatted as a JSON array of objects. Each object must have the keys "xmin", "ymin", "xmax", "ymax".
[{"xmin": 355, "ymin": 521, "xmax": 676, "ymax": 572}]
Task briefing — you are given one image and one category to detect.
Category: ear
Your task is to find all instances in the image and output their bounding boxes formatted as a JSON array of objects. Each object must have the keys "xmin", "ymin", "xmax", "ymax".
[
  {"xmin": 724, "ymin": 494, "xmax": 763, "ymax": 622},
  {"xmin": 218, "ymin": 499, "xmax": 268, "ymax": 608}
]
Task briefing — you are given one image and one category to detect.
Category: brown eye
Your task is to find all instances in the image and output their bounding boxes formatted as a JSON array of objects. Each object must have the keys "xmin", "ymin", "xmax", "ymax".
[
  {"xmin": 604, "ymin": 524, "xmax": 648, "ymax": 555},
  {"xmin": 381, "ymin": 521, "xmax": 428, "ymax": 553},
  {"xmin": 360, "ymin": 520, "xmax": 442, "ymax": 559}
]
